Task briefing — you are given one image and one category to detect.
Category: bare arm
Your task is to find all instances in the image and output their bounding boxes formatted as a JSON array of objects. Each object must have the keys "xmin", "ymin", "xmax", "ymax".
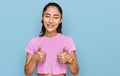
[
  {"xmin": 67, "ymin": 51, "xmax": 79, "ymax": 76},
  {"xmin": 24, "ymin": 53, "xmax": 37, "ymax": 76},
  {"xmin": 24, "ymin": 48, "xmax": 46, "ymax": 76},
  {"xmin": 58, "ymin": 48, "xmax": 79, "ymax": 76}
]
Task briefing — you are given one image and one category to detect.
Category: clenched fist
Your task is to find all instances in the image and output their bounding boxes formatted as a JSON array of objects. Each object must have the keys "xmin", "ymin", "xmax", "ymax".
[
  {"xmin": 33, "ymin": 47, "xmax": 46, "ymax": 62},
  {"xmin": 57, "ymin": 47, "xmax": 74, "ymax": 64}
]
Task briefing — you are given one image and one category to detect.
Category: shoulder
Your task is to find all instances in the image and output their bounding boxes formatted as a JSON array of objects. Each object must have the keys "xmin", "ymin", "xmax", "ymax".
[
  {"xmin": 61, "ymin": 34, "xmax": 74, "ymax": 42},
  {"xmin": 59, "ymin": 34, "xmax": 75, "ymax": 46},
  {"xmin": 30, "ymin": 36, "xmax": 39, "ymax": 41},
  {"xmin": 29, "ymin": 36, "xmax": 43, "ymax": 43}
]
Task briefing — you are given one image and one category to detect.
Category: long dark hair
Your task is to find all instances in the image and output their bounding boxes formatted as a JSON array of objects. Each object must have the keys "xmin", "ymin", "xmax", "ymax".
[{"xmin": 39, "ymin": 2, "xmax": 63, "ymax": 36}]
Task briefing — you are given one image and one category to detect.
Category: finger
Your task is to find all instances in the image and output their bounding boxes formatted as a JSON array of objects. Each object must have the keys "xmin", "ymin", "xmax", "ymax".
[
  {"xmin": 41, "ymin": 54, "xmax": 46, "ymax": 58},
  {"xmin": 38, "ymin": 59, "xmax": 44, "ymax": 62},
  {"xmin": 59, "ymin": 59, "xmax": 65, "ymax": 64},
  {"xmin": 40, "ymin": 52, "xmax": 46, "ymax": 58},
  {"xmin": 42, "ymin": 55, "xmax": 46, "ymax": 59},
  {"xmin": 57, "ymin": 54, "xmax": 62, "ymax": 57},
  {"xmin": 40, "ymin": 55, "xmax": 43, "ymax": 58},
  {"xmin": 58, "ymin": 58, "xmax": 62, "ymax": 62},
  {"xmin": 38, "ymin": 47, "xmax": 41, "ymax": 52},
  {"xmin": 41, "ymin": 55, "xmax": 45, "ymax": 58},
  {"xmin": 58, "ymin": 57, "xmax": 62, "ymax": 60},
  {"xmin": 58, "ymin": 55, "xmax": 62, "ymax": 59},
  {"xmin": 36, "ymin": 47, "xmax": 41, "ymax": 54},
  {"xmin": 39, "ymin": 57, "xmax": 45, "ymax": 62},
  {"xmin": 42, "ymin": 57, "xmax": 46, "ymax": 61},
  {"xmin": 63, "ymin": 47, "xmax": 67, "ymax": 53},
  {"xmin": 40, "ymin": 57, "xmax": 45, "ymax": 61},
  {"xmin": 42, "ymin": 57, "xmax": 46, "ymax": 60},
  {"xmin": 43, "ymin": 53, "xmax": 46, "ymax": 56}
]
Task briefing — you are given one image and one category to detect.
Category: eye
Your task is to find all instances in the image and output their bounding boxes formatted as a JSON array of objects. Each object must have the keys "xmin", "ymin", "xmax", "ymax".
[
  {"xmin": 45, "ymin": 15, "xmax": 49, "ymax": 18},
  {"xmin": 54, "ymin": 16, "xmax": 59, "ymax": 19}
]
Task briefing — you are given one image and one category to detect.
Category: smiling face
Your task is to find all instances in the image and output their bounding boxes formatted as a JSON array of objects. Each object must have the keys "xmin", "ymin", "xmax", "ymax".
[{"xmin": 42, "ymin": 6, "xmax": 62, "ymax": 33}]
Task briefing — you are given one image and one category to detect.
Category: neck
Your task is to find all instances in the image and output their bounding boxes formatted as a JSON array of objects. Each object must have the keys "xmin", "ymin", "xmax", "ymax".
[{"xmin": 45, "ymin": 31, "xmax": 58, "ymax": 38}]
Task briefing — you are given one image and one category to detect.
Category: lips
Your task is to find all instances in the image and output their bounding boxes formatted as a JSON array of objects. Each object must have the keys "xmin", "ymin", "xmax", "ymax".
[{"xmin": 47, "ymin": 24, "xmax": 54, "ymax": 28}]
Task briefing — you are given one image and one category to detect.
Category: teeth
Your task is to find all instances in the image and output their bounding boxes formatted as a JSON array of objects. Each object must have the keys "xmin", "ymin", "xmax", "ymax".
[{"xmin": 48, "ymin": 24, "xmax": 53, "ymax": 28}]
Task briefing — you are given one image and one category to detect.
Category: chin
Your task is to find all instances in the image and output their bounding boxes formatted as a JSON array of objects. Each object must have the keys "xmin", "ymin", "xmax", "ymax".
[{"xmin": 46, "ymin": 29, "xmax": 54, "ymax": 32}]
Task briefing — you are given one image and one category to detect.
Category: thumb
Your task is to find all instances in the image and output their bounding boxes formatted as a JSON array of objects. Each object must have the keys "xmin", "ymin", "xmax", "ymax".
[
  {"xmin": 63, "ymin": 47, "xmax": 67, "ymax": 53},
  {"xmin": 37, "ymin": 47, "xmax": 41, "ymax": 52}
]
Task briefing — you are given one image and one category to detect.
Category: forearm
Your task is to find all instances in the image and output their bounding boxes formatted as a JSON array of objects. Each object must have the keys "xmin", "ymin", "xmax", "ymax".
[
  {"xmin": 25, "ymin": 56, "xmax": 37, "ymax": 76},
  {"xmin": 66, "ymin": 53, "xmax": 79, "ymax": 76},
  {"xmin": 68, "ymin": 60, "xmax": 79, "ymax": 76}
]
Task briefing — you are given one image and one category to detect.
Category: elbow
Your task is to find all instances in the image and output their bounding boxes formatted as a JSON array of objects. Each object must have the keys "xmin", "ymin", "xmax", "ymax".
[
  {"xmin": 71, "ymin": 70, "xmax": 79, "ymax": 76},
  {"xmin": 24, "ymin": 67, "xmax": 32, "ymax": 76},
  {"xmin": 71, "ymin": 67, "xmax": 79, "ymax": 76}
]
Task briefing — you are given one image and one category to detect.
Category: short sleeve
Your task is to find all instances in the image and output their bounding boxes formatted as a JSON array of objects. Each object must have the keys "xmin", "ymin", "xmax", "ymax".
[
  {"xmin": 65, "ymin": 37, "xmax": 77, "ymax": 53},
  {"xmin": 25, "ymin": 38, "xmax": 35, "ymax": 55}
]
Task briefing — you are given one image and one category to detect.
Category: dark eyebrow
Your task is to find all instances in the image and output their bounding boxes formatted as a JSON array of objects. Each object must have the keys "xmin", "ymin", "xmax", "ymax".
[
  {"xmin": 53, "ymin": 14, "xmax": 60, "ymax": 17},
  {"xmin": 44, "ymin": 13, "xmax": 50, "ymax": 15},
  {"xmin": 44, "ymin": 13, "xmax": 60, "ymax": 17}
]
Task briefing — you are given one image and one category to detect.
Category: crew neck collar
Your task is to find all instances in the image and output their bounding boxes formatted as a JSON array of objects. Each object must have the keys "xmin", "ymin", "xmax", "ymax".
[{"xmin": 43, "ymin": 33, "xmax": 61, "ymax": 39}]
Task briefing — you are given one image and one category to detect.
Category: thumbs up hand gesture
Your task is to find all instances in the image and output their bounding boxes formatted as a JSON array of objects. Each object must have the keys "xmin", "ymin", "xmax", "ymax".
[
  {"xmin": 57, "ymin": 47, "xmax": 69, "ymax": 64},
  {"xmin": 34, "ymin": 47, "xmax": 46, "ymax": 62}
]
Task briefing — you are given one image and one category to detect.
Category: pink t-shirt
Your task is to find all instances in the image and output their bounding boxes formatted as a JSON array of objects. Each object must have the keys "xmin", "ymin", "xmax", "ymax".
[{"xmin": 25, "ymin": 33, "xmax": 76, "ymax": 74}]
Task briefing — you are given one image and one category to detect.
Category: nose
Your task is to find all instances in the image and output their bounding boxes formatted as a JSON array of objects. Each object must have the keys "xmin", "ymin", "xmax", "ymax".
[{"xmin": 49, "ymin": 17, "xmax": 53, "ymax": 23}]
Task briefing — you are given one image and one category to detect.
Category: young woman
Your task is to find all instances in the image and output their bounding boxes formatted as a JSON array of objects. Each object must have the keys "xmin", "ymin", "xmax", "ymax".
[{"xmin": 24, "ymin": 2, "xmax": 79, "ymax": 76}]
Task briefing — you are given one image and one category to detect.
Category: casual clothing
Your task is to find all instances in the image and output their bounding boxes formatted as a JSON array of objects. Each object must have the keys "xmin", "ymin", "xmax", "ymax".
[{"xmin": 25, "ymin": 33, "xmax": 76, "ymax": 74}]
